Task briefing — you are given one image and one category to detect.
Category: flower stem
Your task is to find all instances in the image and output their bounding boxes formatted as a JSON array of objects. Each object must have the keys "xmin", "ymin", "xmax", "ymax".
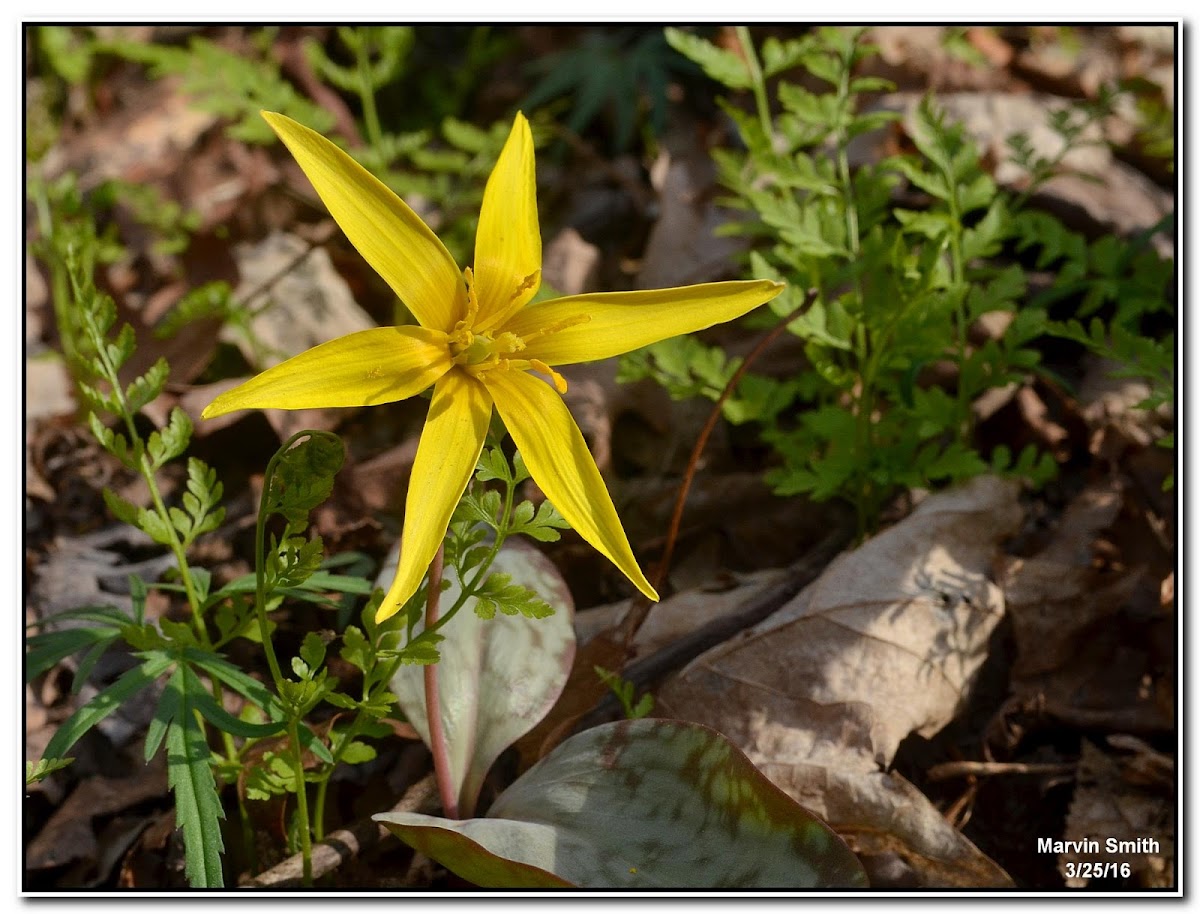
[{"xmin": 422, "ymin": 543, "xmax": 459, "ymax": 818}]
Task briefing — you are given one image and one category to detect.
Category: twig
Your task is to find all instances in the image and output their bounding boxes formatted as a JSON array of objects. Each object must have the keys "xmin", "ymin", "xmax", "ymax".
[
  {"xmin": 619, "ymin": 288, "xmax": 819, "ymax": 646},
  {"xmin": 274, "ymin": 29, "xmax": 364, "ymax": 147},
  {"xmin": 238, "ymin": 234, "xmax": 325, "ymax": 316},
  {"xmin": 926, "ymin": 760, "xmax": 1078, "ymax": 782},
  {"xmin": 576, "ymin": 521, "xmax": 851, "ymax": 733},
  {"xmin": 246, "ymin": 773, "xmax": 439, "ymax": 887}
]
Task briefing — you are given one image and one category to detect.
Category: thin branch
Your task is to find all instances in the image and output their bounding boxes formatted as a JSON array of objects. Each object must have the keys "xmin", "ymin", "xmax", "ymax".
[
  {"xmin": 576, "ymin": 520, "xmax": 851, "ymax": 733},
  {"xmin": 619, "ymin": 288, "xmax": 819, "ymax": 646},
  {"xmin": 926, "ymin": 760, "xmax": 1078, "ymax": 782},
  {"xmin": 246, "ymin": 773, "xmax": 439, "ymax": 887}
]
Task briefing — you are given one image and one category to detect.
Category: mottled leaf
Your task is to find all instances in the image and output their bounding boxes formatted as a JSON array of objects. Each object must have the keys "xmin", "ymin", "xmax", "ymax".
[
  {"xmin": 385, "ymin": 538, "xmax": 574, "ymax": 816},
  {"xmin": 377, "ymin": 718, "xmax": 866, "ymax": 888}
]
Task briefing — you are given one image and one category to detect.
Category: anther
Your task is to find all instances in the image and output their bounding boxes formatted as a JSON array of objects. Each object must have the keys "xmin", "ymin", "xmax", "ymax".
[
  {"xmin": 530, "ymin": 359, "xmax": 568, "ymax": 394},
  {"xmin": 462, "ymin": 266, "xmax": 480, "ymax": 325}
]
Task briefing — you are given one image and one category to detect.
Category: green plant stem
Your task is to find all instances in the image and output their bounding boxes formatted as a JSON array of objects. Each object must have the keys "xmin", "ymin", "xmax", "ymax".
[
  {"xmin": 832, "ymin": 34, "xmax": 872, "ymax": 540},
  {"xmin": 82, "ymin": 314, "xmax": 211, "ymax": 641},
  {"xmin": 250, "ymin": 429, "xmax": 342, "ymax": 881},
  {"xmin": 944, "ymin": 175, "xmax": 970, "ymax": 442},
  {"xmin": 357, "ymin": 51, "xmax": 383, "ymax": 150},
  {"xmin": 33, "ymin": 180, "xmax": 80, "ymax": 374},
  {"xmin": 287, "ymin": 718, "xmax": 314, "ymax": 886},
  {"xmin": 422, "ymin": 543, "xmax": 459, "ymax": 818},
  {"xmin": 622, "ymin": 291, "xmax": 817, "ymax": 643},
  {"xmin": 736, "ymin": 26, "xmax": 775, "ymax": 147}
]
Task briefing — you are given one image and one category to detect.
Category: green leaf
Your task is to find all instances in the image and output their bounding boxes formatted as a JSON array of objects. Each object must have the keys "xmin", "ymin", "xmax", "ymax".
[
  {"xmin": 664, "ymin": 28, "xmax": 751, "ymax": 90},
  {"xmin": 388, "ymin": 540, "xmax": 575, "ymax": 816},
  {"xmin": 88, "ymin": 412, "xmax": 135, "ymax": 467},
  {"xmin": 171, "ymin": 458, "xmax": 225, "ymax": 547},
  {"xmin": 169, "ymin": 668, "xmax": 280, "ymax": 741},
  {"xmin": 296, "ymin": 722, "xmax": 335, "ymax": 766},
  {"xmin": 338, "ymin": 625, "xmax": 372, "ymax": 674},
  {"xmin": 108, "ymin": 36, "xmax": 335, "ymax": 145},
  {"xmin": 377, "ymin": 719, "xmax": 867, "ymax": 888},
  {"xmin": 761, "ymin": 35, "xmax": 811, "ymax": 76},
  {"xmin": 101, "ymin": 488, "xmax": 141, "ymax": 527},
  {"xmin": 339, "ymin": 740, "xmax": 377, "ymax": 765},
  {"xmin": 184, "ymin": 648, "xmax": 279, "ymax": 715},
  {"xmin": 299, "ymin": 631, "xmax": 327, "ymax": 672},
  {"xmin": 162, "ymin": 667, "xmax": 225, "ymax": 887},
  {"xmin": 43, "ymin": 653, "xmax": 174, "ymax": 761},
  {"xmin": 268, "ymin": 535, "xmax": 326, "ymax": 590},
  {"xmin": 26, "ymin": 756, "xmax": 75, "ymax": 785},
  {"xmin": 392, "ymin": 637, "xmax": 443, "ymax": 666},
  {"xmin": 25, "ymin": 624, "xmax": 121, "ymax": 683},
  {"xmin": 137, "ymin": 507, "xmax": 175, "ymax": 546},
  {"xmin": 146, "ymin": 407, "xmax": 193, "ymax": 470},
  {"xmin": 507, "ymin": 499, "xmax": 570, "ymax": 543},
  {"xmin": 153, "ymin": 281, "xmax": 237, "ymax": 339},
  {"xmin": 124, "ymin": 357, "xmax": 169, "ymax": 413},
  {"xmin": 474, "ymin": 445, "xmax": 512, "ymax": 483},
  {"xmin": 267, "ymin": 433, "xmax": 344, "ymax": 527},
  {"xmin": 473, "ymin": 572, "xmax": 555, "ymax": 620}
]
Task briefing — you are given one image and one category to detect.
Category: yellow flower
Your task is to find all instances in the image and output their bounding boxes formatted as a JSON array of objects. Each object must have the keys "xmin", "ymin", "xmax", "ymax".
[{"xmin": 204, "ymin": 111, "xmax": 783, "ymax": 622}]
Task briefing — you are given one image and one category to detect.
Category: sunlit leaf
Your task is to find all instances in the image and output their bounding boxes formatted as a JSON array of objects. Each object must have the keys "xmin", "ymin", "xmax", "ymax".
[
  {"xmin": 385, "ymin": 539, "xmax": 574, "ymax": 816},
  {"xmin": 377, "ymin": 718, "xmax": 866, "ymax": 888}
]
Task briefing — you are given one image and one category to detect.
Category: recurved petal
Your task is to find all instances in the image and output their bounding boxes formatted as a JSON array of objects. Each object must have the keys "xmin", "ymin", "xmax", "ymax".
[
  {"xmin": 376, "ymin": 371, "xmax": 493, "ymax": 623},
  {"xmin": 201, "ymin": 326, "xmax": 451, "ymax": 418},
  {"xmin": 472, "ymin": 112, "xmax": 541, "ymax": 334},
  {"xmin": 485, "ymin": 368, "xmax": 658, "ymax": 602},
  {"xmin": 509, "ymin": 280, "xmax": 785, "ymax": 366},
  {"xmin": 263, "ymin": 111, "xmax": 465, "ymax": 333}
]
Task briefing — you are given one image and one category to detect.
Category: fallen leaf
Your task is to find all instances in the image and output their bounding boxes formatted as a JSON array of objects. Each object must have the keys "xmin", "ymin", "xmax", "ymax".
[
  {"xmin": 637, "ymin": 131, "xmax": 749, "ymax": 289},
  {"xmin": 997, "ymin": 482, "xmax": 1172, "ymax": 742},
  {"xmin": 1060, "ymin": 740, "xmax": 1174, "ymax": 888},
  {"xmin": 26, "ymin": 354, "xmax": 76, "ymax": 422},
  {"xmin": 218, "ymin": 230, "xmax": 379, "ymax": 439},
  {"xmin": 541, "ymin": 227, "xmax": 600, "ymax": 295},
  {"xmin": 657, "ymin": 475, "xmax": 1024, "ymax": 887},
  {"xmin": 26, "ymin": 756, "xmax": 167, "ymax": 876}
]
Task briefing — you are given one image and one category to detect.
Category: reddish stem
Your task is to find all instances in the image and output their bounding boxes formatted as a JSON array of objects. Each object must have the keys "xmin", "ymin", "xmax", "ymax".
[
  {"xmin": 422, "ymin": 544, "xmax": 459, "ymax": 818},
  {"xmin": 619, "ymin": 289, "xmax": 818, "ymax": 645}
]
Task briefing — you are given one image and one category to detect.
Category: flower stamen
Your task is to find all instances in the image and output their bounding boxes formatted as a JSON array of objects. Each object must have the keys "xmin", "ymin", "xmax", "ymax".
[{"xmin": 528, "ymin": 359, "xmax": 568, "ymax": 394}]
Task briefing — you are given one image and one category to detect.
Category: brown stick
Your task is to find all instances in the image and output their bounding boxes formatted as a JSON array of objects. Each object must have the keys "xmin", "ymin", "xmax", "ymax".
[
  {"xmin": 926, "ymin": 760, "xmax": 1078, "ymax": 782},
  {"xmin": 619, "ymin": 288, "xmax": 819, "ymax": 646},
  {"xmin": 575, "ymin": 520, "xmax": 851, "ymax": 733},
  {"xmin": 246, "ymin": 773, "xmax": 439, "ymax": 887}
]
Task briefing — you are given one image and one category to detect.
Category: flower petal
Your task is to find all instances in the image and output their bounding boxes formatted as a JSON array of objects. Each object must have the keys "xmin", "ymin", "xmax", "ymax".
[
  {"xmin": 377, "ymin": 371, "xmax": 493, "ymax": 623},
  {"xmin": 509, "ymin": 280, "xmax": 785, "ymax": 366},
  {"xmin": 485, "ymin": 368, "xmax": 658, "ymax": 602},
  {"xmin": 263, "ymin": 111, "xmax": 464, "ymax": 332},
  {"xmin": 472, "ymin": 112, "xmax": 541, "ymax": 333},
  {"xmin": 201, "ymin": 326, "xmax": 451, "ymax": 418}
]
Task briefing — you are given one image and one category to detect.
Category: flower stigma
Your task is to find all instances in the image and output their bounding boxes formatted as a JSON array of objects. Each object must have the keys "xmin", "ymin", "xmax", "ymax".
[{"xmin": 448, "ymin": 267, "xmax": 589, "ymax": 395}]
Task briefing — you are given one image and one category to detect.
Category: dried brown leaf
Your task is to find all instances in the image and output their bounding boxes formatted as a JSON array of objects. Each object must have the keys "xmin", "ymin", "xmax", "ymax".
[
  {"xmin": 998, "ymin": 481, "xmax": 1172, "ymax": 740},
  {"xmin": 1061, "ymin": 740, "xmax": 1174, "ymax": 888},
  {"xmin": 657, "ymin": 475, "xmax": 1024, "ymax": 887}
]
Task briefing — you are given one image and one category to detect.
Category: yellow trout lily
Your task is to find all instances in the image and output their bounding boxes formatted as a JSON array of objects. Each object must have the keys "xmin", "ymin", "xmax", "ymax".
[{"xmin": 204, "ymin": 110, "xmax": 783, "ymax": 622}]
